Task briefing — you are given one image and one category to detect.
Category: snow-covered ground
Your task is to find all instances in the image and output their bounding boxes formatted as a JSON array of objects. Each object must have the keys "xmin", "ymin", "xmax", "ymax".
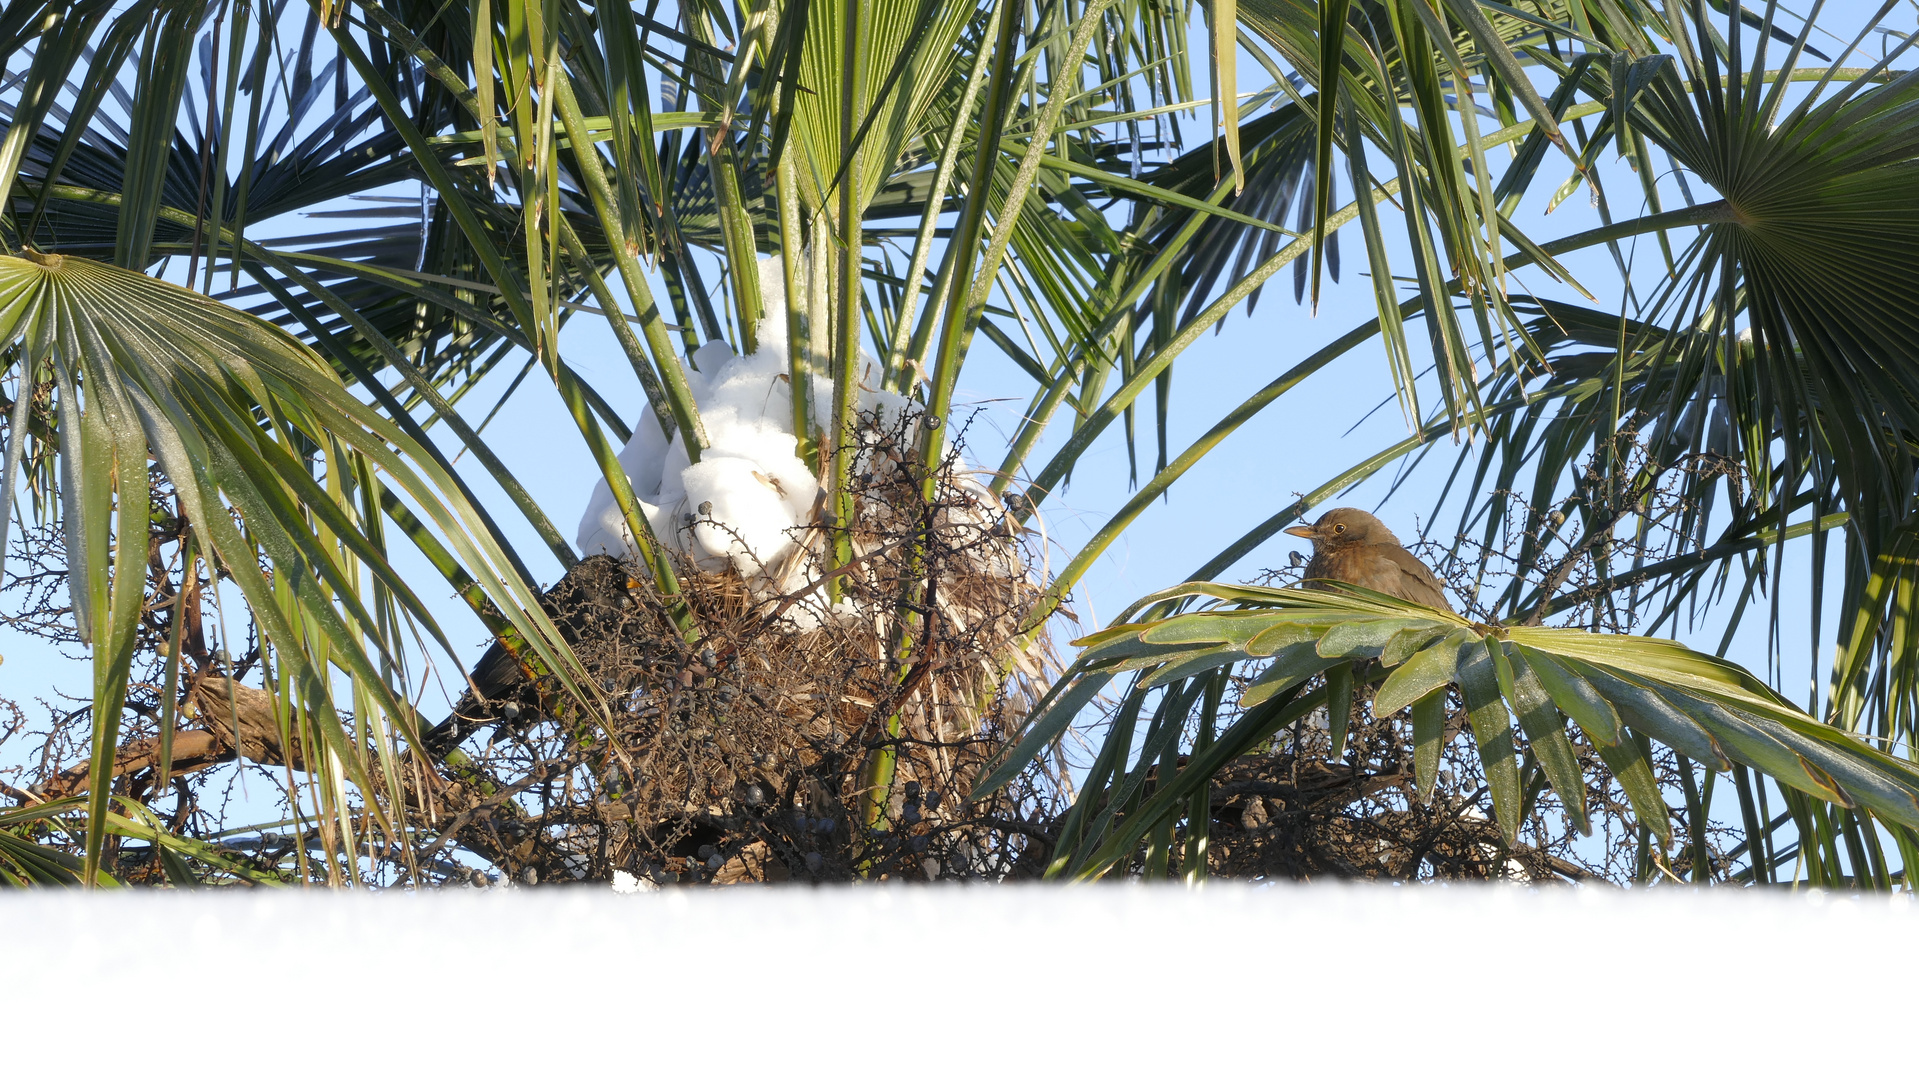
[{"xmin": 4, "ymin": 884, "xmax": 1909, "ymax": 1074}]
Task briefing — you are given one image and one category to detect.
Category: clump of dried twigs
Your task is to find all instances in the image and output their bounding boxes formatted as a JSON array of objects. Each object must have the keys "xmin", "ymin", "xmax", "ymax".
[
  {"xmin": 1193, "ymin": 435, "xmax": 1752, "ymax": 885},
  {"xmin": 427, "ymin": 414, "xmax": 1066, "ymax": 884},
  {"xmin": 3, "ymin": 416, "xmax": 1069, "ymax": 886}
]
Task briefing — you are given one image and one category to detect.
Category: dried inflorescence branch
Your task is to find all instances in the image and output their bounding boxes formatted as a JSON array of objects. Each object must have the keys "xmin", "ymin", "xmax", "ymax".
[
  {"xmin": 1212, "ymin": 436, "xmax": 1754, "ymax": 885},
  {"xmin": 1190, "ymin": 679, "xmax": 1723, "ymax": 885},
  {"xmin": 423, "ymin": 411, "xmax": 1064, "ymax": 885},
  {"xmin": 1404, "ymin": 431, "xmax": 1752, "ymax": 635}
]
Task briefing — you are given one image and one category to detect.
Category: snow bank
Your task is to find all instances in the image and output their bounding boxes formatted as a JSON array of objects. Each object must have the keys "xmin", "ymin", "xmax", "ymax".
[
  {"xmin": 5, "ymin": 885, "xmax": 1909, "ymax": 1073},
  {"xmin": 575, "ymin": 254, "xmax": 914, "ymax": 600}
]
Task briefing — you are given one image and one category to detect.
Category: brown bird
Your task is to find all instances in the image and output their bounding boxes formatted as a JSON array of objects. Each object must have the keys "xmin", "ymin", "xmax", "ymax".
[{"xmin": 1284, "ymin": 508, "xmax": 1453, "ymax": 612}]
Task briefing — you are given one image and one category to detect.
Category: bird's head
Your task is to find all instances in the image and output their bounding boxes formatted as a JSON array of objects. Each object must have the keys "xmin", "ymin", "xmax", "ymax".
[{"xmin": 1283, "ymin": 507, "xmax": 1399, "ymax": 551}]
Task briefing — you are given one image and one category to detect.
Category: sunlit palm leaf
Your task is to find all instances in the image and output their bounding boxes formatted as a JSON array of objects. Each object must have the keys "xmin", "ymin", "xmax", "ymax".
[
  {"xmin": 0, "ymin": 795, "xmax": 286, "ymax": 886},
  {"xmin": 0, "ymin": 251, "xmax": 595, "ymax": 879},
  {"xmin": 992, "ymin": 583, "xmax": 1919, "ymax": 880}
]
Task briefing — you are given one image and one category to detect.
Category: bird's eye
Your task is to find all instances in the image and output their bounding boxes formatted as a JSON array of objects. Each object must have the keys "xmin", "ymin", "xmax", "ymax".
[{"xmin": 1333, "ymin": 523, "xmax": 1346, "ymax": 534}]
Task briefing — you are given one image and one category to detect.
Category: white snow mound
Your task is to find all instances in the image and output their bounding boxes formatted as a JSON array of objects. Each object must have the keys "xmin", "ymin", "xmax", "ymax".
[{"xmin": 575, "ymin": 255, "xmax": 916, "ymax": 602}]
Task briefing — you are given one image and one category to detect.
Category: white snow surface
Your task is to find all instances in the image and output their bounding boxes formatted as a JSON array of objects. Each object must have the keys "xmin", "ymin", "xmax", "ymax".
[
  {"xmin": 575, "ymin": 254, "xmax": 914, "ymax": 604},
  {"xmin": 6, "ymin": 884, "xmax": 1910, "ymax": 1074}
]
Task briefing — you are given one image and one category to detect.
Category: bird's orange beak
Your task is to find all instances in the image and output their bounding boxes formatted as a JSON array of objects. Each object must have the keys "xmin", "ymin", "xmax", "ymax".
[{"xmin": 1282, "ymin": 525, "xmax": 1315, "ymax": 539}]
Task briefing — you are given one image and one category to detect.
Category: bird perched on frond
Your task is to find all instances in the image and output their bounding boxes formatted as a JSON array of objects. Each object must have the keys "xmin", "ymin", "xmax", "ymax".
[{"xmin": 1284, "ymin": 508, "xmax": 1452, "ymax": 612}]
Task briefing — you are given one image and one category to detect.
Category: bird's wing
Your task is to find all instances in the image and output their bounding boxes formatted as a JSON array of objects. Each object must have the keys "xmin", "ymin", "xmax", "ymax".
[
  {"xmin": 1377, "ymin": 546, "xmax": 1453, "ymax": 611},
  {"xmin": 1301, "ymin": 553, "xmax": 1337, "ymax": 589}
]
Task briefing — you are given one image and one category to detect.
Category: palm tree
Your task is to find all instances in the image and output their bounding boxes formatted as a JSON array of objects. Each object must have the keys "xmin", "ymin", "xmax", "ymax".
[
  {"xmin": 0, "ymin": 0, "xmax": 1914, "ymax": 887},
  {"xmin": 995, "ymin": 0, "xmax": 1919, "ymax": 886}
]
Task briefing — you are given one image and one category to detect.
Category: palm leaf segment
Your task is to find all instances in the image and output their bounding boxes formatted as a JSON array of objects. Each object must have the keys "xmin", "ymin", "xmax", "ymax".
[{"xmin": 988, "ymin": 583, "xmax": 1919, "ymax": 881}]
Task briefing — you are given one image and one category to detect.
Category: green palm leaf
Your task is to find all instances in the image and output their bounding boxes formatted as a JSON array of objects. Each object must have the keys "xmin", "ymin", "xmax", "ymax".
[
  {"xmin": 0, "ymin": 251, "xmax": 595, "ymax": 880},
  {"xmin": 995, "ymin": 583, "xmax": 1919, "ymax": 880}
]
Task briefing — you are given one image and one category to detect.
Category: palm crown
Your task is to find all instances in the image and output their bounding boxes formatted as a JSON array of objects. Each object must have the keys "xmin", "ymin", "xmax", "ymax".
[{"xmin": 1, "ymin": 0, "xmax": 1916, "ymax": 888}]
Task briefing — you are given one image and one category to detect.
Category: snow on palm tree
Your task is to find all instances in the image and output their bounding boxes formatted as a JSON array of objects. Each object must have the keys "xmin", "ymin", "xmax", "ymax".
[{"xmin": 576, "ymin": 253, "xmax": 1023, "ymax": 626}]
